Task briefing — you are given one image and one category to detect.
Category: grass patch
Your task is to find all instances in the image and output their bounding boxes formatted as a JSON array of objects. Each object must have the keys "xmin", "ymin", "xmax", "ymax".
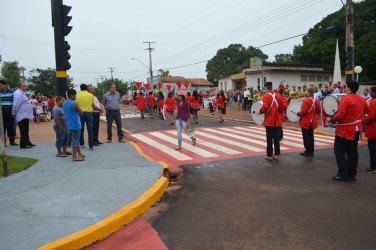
[{"xmin": 0, "ymin": 155, "xmax": 38, "ymax": 176}]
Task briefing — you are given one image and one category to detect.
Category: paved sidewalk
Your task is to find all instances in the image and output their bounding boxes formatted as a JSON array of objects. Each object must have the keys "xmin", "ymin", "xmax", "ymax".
[{"xmin": 0, "ymin": 121, "xmax": 164, "ymax": 250}]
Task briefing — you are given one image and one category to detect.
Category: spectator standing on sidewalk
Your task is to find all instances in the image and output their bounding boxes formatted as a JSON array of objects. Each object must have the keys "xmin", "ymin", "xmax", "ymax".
[
  {"xmin": 12, "ymin": 82, "xmax": 35, "ymax": 149},
  {"xmin": 229, "ymin": 90, "xmax": 234, "ymax": 107},
  {"xmin": 236, "ymin": 90, "xmax": 243, "ymax": 111},
  {"xmin": 64, "ymin": 89, "xmax": 84, "ymax": 161},
  {"xmin": 0, "ymin": 79, "xmax": 18, "ymax": 146},
  {"xmin": 76, "ymin": 84, "xmax": 95, "ymax": 151},
  {"xmin": 103, "ymin": 83, "xmax": 125, "ymax": 143},
  {"xmin": 362, "ymin": 86, "xmax": 376, "ymax": 173},
  {"xmin": 243, "ymin": 88, "xmax": 250, "ymax": 111},
  {"xmin": 52, "ymin": 96, "xmax": 71, "ymax": 157},
  {"xmin": 88, "ymin": 85, "xmax": 104, "ymax": 145}
]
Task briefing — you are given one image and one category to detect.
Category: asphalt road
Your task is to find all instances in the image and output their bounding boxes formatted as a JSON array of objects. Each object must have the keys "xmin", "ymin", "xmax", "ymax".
[{"xmin": 152, "ymin": 145, "xmax": 376, "ymax": 250}]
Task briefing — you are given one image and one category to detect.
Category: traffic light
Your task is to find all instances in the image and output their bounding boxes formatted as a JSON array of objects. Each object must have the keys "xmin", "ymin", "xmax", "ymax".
[
  {"xmin": 52, "ymin": 0, "xmax": 72, "ymax": 71},
  {"xmin": 52, "ymin": 0, "xmax": 72, "ymax": 97}
]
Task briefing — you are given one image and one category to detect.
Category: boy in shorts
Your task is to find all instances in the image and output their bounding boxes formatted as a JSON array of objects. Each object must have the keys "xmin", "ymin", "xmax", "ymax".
[{"xmin": 63, "ymin": 89, "xmax": 84, "ymax": 161}]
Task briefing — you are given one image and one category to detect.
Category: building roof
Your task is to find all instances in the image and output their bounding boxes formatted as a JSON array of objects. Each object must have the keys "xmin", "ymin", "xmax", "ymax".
[
  {"xmin": 186, "ymin": 78, "xmax": 214, "ymax": 87},
  {"xmin": 162, "ymin": 76, "xmax": 214, "ymax": 87}
]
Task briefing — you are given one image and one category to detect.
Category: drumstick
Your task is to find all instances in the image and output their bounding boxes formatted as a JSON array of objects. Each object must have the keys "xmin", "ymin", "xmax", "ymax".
[{"xmin": 290, "ymin": 110, "xmax": 298, "ymax": 114}]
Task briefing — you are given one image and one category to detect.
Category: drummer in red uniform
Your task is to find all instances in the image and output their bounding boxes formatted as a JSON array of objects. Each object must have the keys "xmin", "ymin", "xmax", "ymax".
[
  {"xmin": 136, "ymin": 92, "xmax": 146, "ymax": 119},
  {"xmin": 297, "ymin": 87, "xmax": 321, "ymax": 156},
  {"xmin": 362, "ymin": 86, "xmax": 376, "ymax": 173},
  {"xmin": 329, "ymin": 81, "xmax": 369, "ymax": 181},
  {"xmin": 278, "ymin": 84, "xmax": 287, "ymax": 141},
  {"xmin": 259, "ymin": 82, "xmax": 287, "ymax": 160},
  {"xmin": 166, "ymin": 92, "xmax": 176, "ymax": 125},
  {"xmin": 147, "ymin": 91, "xmax": 155, "ymax": 118}
]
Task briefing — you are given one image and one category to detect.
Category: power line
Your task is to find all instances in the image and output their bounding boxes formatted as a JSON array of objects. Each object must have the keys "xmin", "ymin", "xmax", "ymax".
[{"xmin": 156, "ymin": 0, "xmax": 320, "ymax": 64}]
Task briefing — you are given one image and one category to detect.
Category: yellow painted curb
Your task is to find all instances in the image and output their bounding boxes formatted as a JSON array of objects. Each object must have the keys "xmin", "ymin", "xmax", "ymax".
[
  {"xmin": 37, "ymin": 127, "xmax": 170, "ymax": 250},
  {"xmin": 37, "ymin": 176, "xmax": 169, "ymax": 250}
]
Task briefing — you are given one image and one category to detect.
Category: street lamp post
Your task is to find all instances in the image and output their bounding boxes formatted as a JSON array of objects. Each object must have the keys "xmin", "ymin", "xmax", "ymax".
[{"xmin": 354, "ymin": 65, "xmax": 362, "ymax": 82}]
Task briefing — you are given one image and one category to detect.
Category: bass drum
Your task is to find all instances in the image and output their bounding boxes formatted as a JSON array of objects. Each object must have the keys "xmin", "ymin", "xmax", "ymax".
[
  {"xmin": 286, "ymin": 98, "xmax": 304, "ymax": 122},
  {"xmin": 251, "ymin": 101, "xmax": 264, "ymax": 125},
  {"xmin": 322, "ymin": 94, "xmax": 346, "ymax": 116}
]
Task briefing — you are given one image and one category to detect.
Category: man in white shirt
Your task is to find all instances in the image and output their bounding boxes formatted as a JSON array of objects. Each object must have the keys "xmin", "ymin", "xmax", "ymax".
[
  {"xmin": 88, "ymin": 85, "xmax": 104, "ymax": 146},
  {"xmin": 333, "ymin": 84, "xmax": 340, "ymax": 94},
  {"xmin": 243, "ymin": 88, "xmax": 250, "ymax": 110},
  {"xmin": 314, "ymin": 87, "xmax": 323, "ymax": 101}
]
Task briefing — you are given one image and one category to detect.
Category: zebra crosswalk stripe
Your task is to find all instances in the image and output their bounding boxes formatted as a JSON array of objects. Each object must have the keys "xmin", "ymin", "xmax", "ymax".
[
  {"xmin": 132, "ymin": 134, "xmax": 192, "ymax": 161},
  {"xmin": 150, "ymin": 132, "xmax": 218, "ymax": 158},
  {"xmin": 195, "ymin": 130, "xmax": 264, "ymax": 152},
  {"xmin": 165, "ymin": 131, "xmax": 241, "ymax": 155},
  {"xmin": 205, "ymin": 127, "xmax": 289, "ymax": 150}
]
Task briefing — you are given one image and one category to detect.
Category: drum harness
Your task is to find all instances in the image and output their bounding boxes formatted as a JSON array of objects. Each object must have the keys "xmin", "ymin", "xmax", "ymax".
[{"xmin": 266, "ymin": 93, "xmax": 278, "ymax": 113}]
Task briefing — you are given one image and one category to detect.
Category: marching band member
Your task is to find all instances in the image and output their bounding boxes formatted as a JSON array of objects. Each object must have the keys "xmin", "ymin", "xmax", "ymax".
[
  {"xmin": 362, "ymin": 86, "xmax": 376, "ymax": 173},
  {"xmin": 297, "ymin": 87, "xmax": 321, "ymax": 156},
  {"xmin": 217, "ymin": 90, "xmax": 225, "ymax": 123},
  {"xmin": 147, "ymin": 91, "xmax": 155, "ymax": 118},
  {"xmin": 166, "ymin": 92, "xmax": 176, "ymax": 125},
  {"xmin": 328, "ymin": 81, "xmax": 369, "ymax": 181},
  {"xmin": 278, "ymin": 85, "xmax": 287, "ymax": 141},
  {"xmin": 259, "ymin": 82, "xmax": 287, "ymax": 160}
]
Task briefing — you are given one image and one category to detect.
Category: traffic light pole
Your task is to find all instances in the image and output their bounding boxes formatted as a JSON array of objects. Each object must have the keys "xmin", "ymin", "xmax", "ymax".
[
  {"xmin": 345, "ymin": 0, "xmax": 354, "ymax": 82},
  {"xmin": 52, "ymin": 0, "xmax": 72, "ymax": 98}
]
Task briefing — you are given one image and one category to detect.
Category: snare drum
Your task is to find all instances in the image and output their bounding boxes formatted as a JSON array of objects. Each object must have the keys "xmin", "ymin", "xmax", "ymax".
[
  {"xmin": 286, "ymin": 98, "xmax": 304, "ymax": 122},
  {"xmin": 322, "ymin": 94, "xmax": 346, "ymax": 116},
  {"xmin": 251, "ymin": 101, "xmax": 264, "ymax": 125}
]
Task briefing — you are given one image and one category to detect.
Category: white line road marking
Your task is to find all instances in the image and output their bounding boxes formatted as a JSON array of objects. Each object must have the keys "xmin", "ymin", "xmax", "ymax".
[
  {"xmin": 150, "ymin": 132, "xmax": 218, "ymax": 158},
  {"xmin": 195, "ymin": 130, "xmax": 264, "ymax": 152},
  {"xmin": 132, "ymin": 134, "xmax": 192, "ymax": 161},
  {"xmin": 165, "ymin": 131, "xmax": 241, "ymax": 155},
  {"xmin": 216, "ymin": 127, "xmax": 290, "ymax": 150}
]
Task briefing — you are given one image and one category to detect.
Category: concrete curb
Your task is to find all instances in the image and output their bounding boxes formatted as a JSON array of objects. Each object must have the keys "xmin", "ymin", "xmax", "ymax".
[{"xmin": 37, "ymin": 121, "xmax": 169, "ymax": 250}]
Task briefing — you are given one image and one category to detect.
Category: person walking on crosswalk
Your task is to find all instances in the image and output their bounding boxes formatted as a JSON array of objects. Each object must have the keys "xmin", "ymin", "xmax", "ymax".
[
  {"xmin": 259, "ymin": 82, "xmax": 287, "ymax": 160},
  {"xmin": 297, "ymin": 87, "xmax": 321, "ymax": 156},
  {"xmin": 217, "ymin": 90, "xmax": 225, "ymax": 123},
  {"xmin": 175, "ymin": 91, "xmax": 196, "ymax": 150}
]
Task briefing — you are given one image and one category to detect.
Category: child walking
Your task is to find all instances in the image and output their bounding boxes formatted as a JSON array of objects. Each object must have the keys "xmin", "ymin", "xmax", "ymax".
[{"xmin": 63, "ymin": 89, "xmax": 84, "ymax": 161}]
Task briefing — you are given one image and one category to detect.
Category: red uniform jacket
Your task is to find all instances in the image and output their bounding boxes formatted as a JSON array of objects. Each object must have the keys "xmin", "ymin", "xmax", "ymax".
[
  {"xmin": 191, "ymin": 97, "xmax": 200, "ymax": 109},
  {"xmin": 186, "ymin": 95, "xmax": 192, "ymax": 106},
  {"xmin": 261, "ymin": 92, "xmax": 287, "ymax": 127},
  {"xmin": 147, "ymin": 95, "xmax": 155, "ymax": 107},
  {"xmin": 217, "ymin": 96, "xmax": 225, "ymax": 109},
  {"xmin": 333, "ymin": 94, "xmax": 368, "ymax": 140},
  {"xmin": 362, "ymin": 98, "xmax": 376, "ymax": 139},
  {"xmin": 298, "ymin": 97, "xmax": 321, "ymax": 129},
  {"xmin": 279, "ymin": 96, "xmax": 288, "ymax": 124},
  {"xmin": 166, "ymin": 97, "xmax": 176, "ymax": 112},
  {"xmin": 136, "ymin": 96, "xmax": 146, "ymax": 111},
  {"xmin": 158, "ymin": 98, "xmax": 164, "ymax": 109}
]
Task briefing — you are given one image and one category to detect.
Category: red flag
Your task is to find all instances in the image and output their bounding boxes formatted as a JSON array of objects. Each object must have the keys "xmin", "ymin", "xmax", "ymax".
[
  {"xmin": 166, "ymin": 85, "xmax": 173, "ymax": 93},
  {"xmin": 183, "ymin": 82, "xmax": 190, "ymax": 89},
  {"xmin": 157, "ymin": 83, "xmax": 163, "ymax": 90},
  {"xmin": 144, "ymin": 83, "xmax": 151, "ymax": 91},
  {"xmin": 176, "ymin": 82, "xmax": 183, "ymax": 90},
  {"xmin": 135, "ymin": 82, "xmax": 143, "ymax": 90}
]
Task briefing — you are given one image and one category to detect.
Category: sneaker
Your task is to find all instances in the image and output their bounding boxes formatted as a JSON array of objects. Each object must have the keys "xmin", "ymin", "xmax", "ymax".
[
  {"xmin": 192, "ymin": 138, "xmax": 197, "ymax": 146},
  {"xmin": 366, "ymin": 168, "xmax": 376, "ymax": 173},
  {"xmin": 331, "ymin": 176, "xmax": 351, "ymax": 182},
  {"xmin": 81, "ymin": 145, "xmax": 86, "ymax": 148},
  {"xmin": 89, "ymin": 147, "xmax": 94, "ymax": 151},
  {"xmin": 264, "ymin": 156, "xmax": 274, "ymax": 161},
  {"xmin": 106, "ymin": 139, "xmax": 112, "ymax": 143},
  {"xmin": 119, "ymin": 139, "xmax": 126, "ymax": 143},
  {"xmin": 273, "ymin": 155, "xmax": 278, "ymax": 160},
  {"xmin": 175, "ymin": 146, "xmax": 182, "ymax": 150}
]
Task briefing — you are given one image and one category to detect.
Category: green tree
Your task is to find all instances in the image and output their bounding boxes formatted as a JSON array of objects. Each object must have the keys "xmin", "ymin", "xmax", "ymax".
[
  {"xmin": 96, "ymin": 78, "xmax": 130, "ymax": 98},
  {"xmin": 274, "ymin": 54, "xmax": 293, "ymax": 63},
  {"xmin": 206, "ymin": 44, "xmax": 268, "ymax": 85},
  {"xmin": 291, "ymin": 0, "xmax": 376, "ymax": 81},
  {"xmin": 1, "ymin": 61, "xmax": 21, "ymax": 89},
  {"xmin": 28, "ymin": 68, "xmax": 73, "ymax": 96}
]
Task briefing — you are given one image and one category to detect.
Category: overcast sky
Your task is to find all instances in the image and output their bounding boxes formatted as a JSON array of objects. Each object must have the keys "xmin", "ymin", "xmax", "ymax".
[{"xmin": 0, "ymin": 0, "xmax": 348, "ymax": 85}]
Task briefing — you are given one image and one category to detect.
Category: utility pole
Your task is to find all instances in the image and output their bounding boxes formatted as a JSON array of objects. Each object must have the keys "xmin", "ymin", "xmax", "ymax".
[
  {"xmin": 99, "ymin": 75, "xmax": 106, "ymax": 97},
  {"xmin": 143, "ymin": 41, "xmax": 155, "ymax": 85},
  {"xmin": 345, "ymin": 0, "xmax": 354, "ymax": 82},
  {"xmin": 19, "ymin": 67, "xmax": 26, "ymax": 81},
  {"xmin": 108, "ymin": 67, "xmax": 115, "ymax": 83}
]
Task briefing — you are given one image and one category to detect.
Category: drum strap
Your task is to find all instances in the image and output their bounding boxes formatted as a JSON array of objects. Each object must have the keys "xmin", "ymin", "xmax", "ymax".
[
  {"xmin": 307, "ymin": 97, "xmax": 315, "ymax": 113},
  {"xmin": 267, "ymin": 93, "xmax": 278, "ymax": 113},
  {"xmin": 336, "ymin": 119, "xmax": 362, "ymax": 126}
]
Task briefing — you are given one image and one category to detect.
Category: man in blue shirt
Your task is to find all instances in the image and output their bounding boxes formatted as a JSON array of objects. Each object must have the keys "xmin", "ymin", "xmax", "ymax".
[{"xmin": 0, "ymin": 79, "xmax": 18, "ymax": 146}]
